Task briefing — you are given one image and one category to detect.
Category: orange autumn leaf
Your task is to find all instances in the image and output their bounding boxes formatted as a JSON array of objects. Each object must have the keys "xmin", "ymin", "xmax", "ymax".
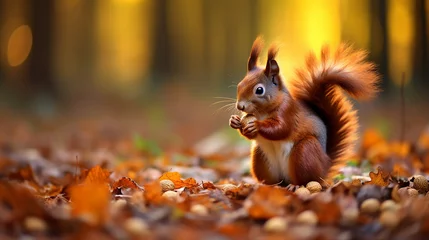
[
  {"xmin": 392, "ymin": 163, "xmax": 411, "ymax": 178},
  {"xmin": 144, "ymin": 181, "xmax": 164, "ymax": 205},
  {"xmin": 84, "ymin": 165, "xmax": 111, "ymax": 185},
  {"xmin": 159, "ymin": 171, "xmax": 198, "ymax": 188},
  {"xmin": 245, "ymin": 185, "xmax": 290, "ymax": 219},
  {"xmin": 69, "ymin": 182, "xmax": 110, "ymax": 225},
  {"xmin": 112, "ymin": 177, "xmax": 143, "ymax": 191},
  {"xmin": 368, "ymin": 167, "xmax": 390, "ymax": 187}
]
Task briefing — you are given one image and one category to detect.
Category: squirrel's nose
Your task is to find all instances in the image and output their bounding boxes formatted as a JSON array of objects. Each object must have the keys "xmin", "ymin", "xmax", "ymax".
[{"xmin": 236, "ymin": 102, "xmax": 245, "ymax": 111}]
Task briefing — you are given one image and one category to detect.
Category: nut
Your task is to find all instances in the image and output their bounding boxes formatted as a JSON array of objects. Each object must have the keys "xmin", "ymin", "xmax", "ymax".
[
  {"xmin": 241, "ymin": 114, "xmax": 257, "ymax": 126},
  {"xmin": 160, "ymin": 179, "xmax": 175, "ymax": 192},
  {"xmin": 295, "ymin": 187, "xmax": 311, "ymax": 197},
  {"xmin": 342, "ymin": 208, "xmax": 359, "ymax": 225},
  {"xmin": 306, "ymin": 181, "xmax": 322, "ymax": 193},
  {"xmin": 162, "ymin": 190, "xmax": 179, "ymax": 200},
  {"xmin": 360, "ymin": 198, "xmax": 380, "ymax": 214},
  {"xmin": 24, "ymin": 217, "xmax": 47, "ymax": 232},
  {"xmin": 264, "ymin": 217, "xmax": 288, "ymax": 232},
  {"xmin": 380, "ymin": 200, "xmax": 399, "ymax": 212},
  {"xmin": 407, "ymin": 188, "xmax": 419, "ymax": 197},
  {"xmin": 190, "ymin": 204, "xmax": 209, "ymax": 216},
  {"xmin": 413, "ymin": 175, "xmax": 429, "ymax": 193},
  {"xmin": 124, "ymin": 217, "xmax": 149, "ymax": 236},
  {"xmin": 296, "ymin": 210, "xmax": 318, "ymax": 225},
  {"xmin": 379, "ymin": 211, "xmax": 400, "ymax": 228}
]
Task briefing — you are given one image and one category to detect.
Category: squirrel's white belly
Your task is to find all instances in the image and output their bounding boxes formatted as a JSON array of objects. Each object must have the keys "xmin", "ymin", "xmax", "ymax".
[{"xmin": 255, "ymin": 137, "xmax": 294, "ymax": 183}]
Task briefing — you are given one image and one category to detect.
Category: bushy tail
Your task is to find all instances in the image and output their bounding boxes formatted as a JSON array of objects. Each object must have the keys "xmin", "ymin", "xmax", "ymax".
[{"xmin": 289, "ymin": 44, "xmax": 379, "ymax": 171}]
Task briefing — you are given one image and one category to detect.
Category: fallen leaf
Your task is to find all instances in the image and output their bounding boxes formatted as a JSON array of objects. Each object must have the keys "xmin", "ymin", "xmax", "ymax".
[
  {"xmin": 84, "ymin": 165, "xmax": 111, "ymax": 185},
  {"xmin": 245, "ymin": 185, "xmax": 291, "ymax": 219},
  {"xmin": 159, "ymin": 171, "xmax": 199, "ymax": 189},
  {"xmin": 111, "ymin": 177, "xmax": 144, "ymax": 191},
  {"xmin": 368, "ymin": 167, "xmax": 390, "ymax": 187},
  {"xmin": 144, "ymin": 181, "xmax": 164, "ymax": 205},
  {"xmin": 69, "ymin": 182, "xmax": 110, "ymax": 225}
]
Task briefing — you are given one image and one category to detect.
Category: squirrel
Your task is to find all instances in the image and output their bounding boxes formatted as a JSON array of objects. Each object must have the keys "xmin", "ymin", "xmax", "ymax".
[{"xmin": 229, "ymin": 37, "xmax": 379, "ymax": 186}]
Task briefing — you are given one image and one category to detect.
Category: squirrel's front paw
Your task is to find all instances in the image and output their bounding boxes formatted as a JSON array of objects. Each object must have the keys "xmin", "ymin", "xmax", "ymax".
[
  {"xmin": 243, "ymin": 121, "xmax": 258, "ymax": 139},
  {"xmin": 229, "ymin": 115, "xmax": 242, "ymax": 129}
]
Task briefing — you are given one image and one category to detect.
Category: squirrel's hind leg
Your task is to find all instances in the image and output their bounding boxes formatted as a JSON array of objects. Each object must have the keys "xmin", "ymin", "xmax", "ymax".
[
  {"xmin": 288, "ymin": 136, "xmax": 330, "ymax": 185},
  {"xmin": 250, "ymin": 145, "xmax": 283, "ymax": 185}
]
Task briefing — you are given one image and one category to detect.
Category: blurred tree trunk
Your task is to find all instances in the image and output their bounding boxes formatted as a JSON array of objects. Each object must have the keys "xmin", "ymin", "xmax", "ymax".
[
  {"xmin": 152, "ymin": 0, "xmax": 171, "ymax": 85},
  {"xmin": 370, "ymin": 0, "xmax": 389, "ymax": 95},
  {"xmin": 415, "ymin": 0, "xmax": 428, "ymax": 90},
  {"xmin": 28, "ymin": 0, "xmax": 58, "ymax": 106}
]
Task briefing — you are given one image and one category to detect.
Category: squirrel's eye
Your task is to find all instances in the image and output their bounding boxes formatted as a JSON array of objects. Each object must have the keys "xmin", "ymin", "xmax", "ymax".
[{"xmin": 255, "ymin": 87, "xmax": 264, "ymax": 95}]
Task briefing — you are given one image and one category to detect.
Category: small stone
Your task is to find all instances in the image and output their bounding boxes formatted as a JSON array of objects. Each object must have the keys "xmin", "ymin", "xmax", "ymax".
[
  {"xmin": 360, "ymin": 198, "xmax": 380, "ymax": 214},
  {"xmin": 124, "ymin": 217, "xmax": 149, "ymax": 236},
  {"xmin": 413, "ymin": 175, "xmax": 429, "ymax": 193},
  {"xmin": 296, "ymin": 210, "xmax": 318, "ymax": 225},
  {"xmin": 342, "ymin": 208, "xmax": 359, "ymax": 226},
  {"xmin": 407, "ymin": 188, "xmax": 419, "ymax": 197},
  {"xmin": 379, "ymin": 211, "xmax": 400, "ymax": 228},
  {"xmin": 380, "ymin": 200, "xmax": 399, "ymax": 212},
  {"xmin": 162, "ymin": 190, "xmax": 179, "ymax": 200},
  {"xmin": 264, "ymin": 217, "xmax": 288, "ymax": 232},
  {"xmin": 295, "ymin": 187, "xmax": 311, "ymax": 197},
  {"xmin": 24, "ymin": 217, "xmax": 47, "ymax": 232},
  {"xmin": 160, "ymin": 179, "xmax": 175, "ymax": 192},
  {"xmin": 190, "ymin": 204, "xmax": 209, "ymax": 216},
  {"xmin": 306, "ymin": 181, "xmax": 322, "ymax": 193}
]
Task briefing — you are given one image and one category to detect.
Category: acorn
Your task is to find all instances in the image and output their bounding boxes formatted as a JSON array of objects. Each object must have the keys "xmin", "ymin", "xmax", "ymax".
[
  {"xmin": 380, "ymin": 200, "xmax": 399, "ymax": 212},
  {"xmin": 360, "ymin": 198, "xmax": 380, "ymax": 214},
  {"xmin": 24, "ymin": 217, "xmax": 47, "ymax": 232},
  {"xmin": 124, "ymin": 217, "xmax": 149, "ymax": 236},
  {"xmin": 306, "ymin": 181, "xmax": 322, "ymax": 193},
  {"xmin": 190, "ymin": 204, "xmax": 209, "ymax": 216},
  {"xmin": 162, "ymin": 190, "xmax": 179, "ymax": 201},
  {"xmin": 413, "ymin": 175, "xmax": 429, "ymax": 193},
  {"xmin": 407, "ymin": 188, "xmax": 419, "ymax": 198},
  {"xmin": 160, "ymin": 179, "xmax": 175, "ymax": 192},
  {"xmin": 264, "ymin": 217, "xmax": 288, "ymax": 232},
  {"xmin": 379, "ymin": 211, "xmax": 400, "ymax": 228},
  {"xmin": 295, "ymin": 187, "xmax": 311, "ymax": 197},
  {"xmin": 296, "ymin": 210, "xmax": 318, "ymax": 225}
]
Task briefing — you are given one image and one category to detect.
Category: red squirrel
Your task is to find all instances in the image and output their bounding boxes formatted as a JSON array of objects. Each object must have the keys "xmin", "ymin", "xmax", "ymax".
[{"xmin": 229, "ymin": 37, "xmax": 379, "ymax": 186}]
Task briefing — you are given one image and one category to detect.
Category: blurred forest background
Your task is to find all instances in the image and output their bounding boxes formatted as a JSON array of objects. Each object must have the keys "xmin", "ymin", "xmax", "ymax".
[{"xmin": 0, "ymin": 0, "xmax": 428, "ymax": 150}]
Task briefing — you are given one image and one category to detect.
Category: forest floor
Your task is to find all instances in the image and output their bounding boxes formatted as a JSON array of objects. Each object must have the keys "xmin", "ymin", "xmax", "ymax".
[{"xmin": 1, "ymin": 111, "xmax": 429, "ymax": 240}]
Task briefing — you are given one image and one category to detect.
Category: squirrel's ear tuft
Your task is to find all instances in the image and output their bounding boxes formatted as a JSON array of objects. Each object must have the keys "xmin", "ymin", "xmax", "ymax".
[
  {"xmin": 247, "ymin": 36, "xmax": 264, "ymax": 72},
  {"xmin": 265, "ymin": 59, "xmax": 279, "ymax": 77},
  {"xmin": 264, "ymin": 44, "xmax": 280, "ymax": 76}
]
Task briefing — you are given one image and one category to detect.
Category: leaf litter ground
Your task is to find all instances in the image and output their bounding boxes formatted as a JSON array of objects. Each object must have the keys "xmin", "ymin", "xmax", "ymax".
[{"xmin": 2, "ymin": 122, "xmax": 429, "ymax": 239}]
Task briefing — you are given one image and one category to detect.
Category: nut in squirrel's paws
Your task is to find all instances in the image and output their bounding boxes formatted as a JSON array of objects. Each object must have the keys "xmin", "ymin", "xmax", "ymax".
[
  {"xmin": 241, "ymin": 114, "xmax": 257, "ymax": 126},
  {"xmin": 241, "ymin": 115, "xmax": 258, "ymax": 138}
]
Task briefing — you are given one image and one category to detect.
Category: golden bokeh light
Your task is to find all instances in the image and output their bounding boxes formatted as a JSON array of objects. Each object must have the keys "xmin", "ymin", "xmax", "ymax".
[
  {"xmin": 387, "ymin": 0, "xmax": 415, "ymax": 85},
  {"xmin": 7, "ymin": 25, "xmax": 33, "ymax": 67}
]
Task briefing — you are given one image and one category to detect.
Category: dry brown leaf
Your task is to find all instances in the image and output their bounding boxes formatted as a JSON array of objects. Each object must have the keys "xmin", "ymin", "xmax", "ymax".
[
  {"xmin": 368, "ymin": 167, "xmax": 390, "ymax": 187},
  {"xmin": 144, "ymin": 181, "xmax": 164, "ymax": 205},
  {"xmin": 245, "ymin": 185, "xmax": 291, "ymax": 219},
  {"xmin": 111, "ymin": 177, "xmax": 143, "ymax": 191},
  {"xmin": 69, "ymin": 182, "xmax": 110, "ymax": 225},
  {"xmin": 159, "ymin": 171, "xmax": 199, "ymax": 189},
  {"xmin": 84, "ymin": 165, "xmax": 111, "ymax": 185}
]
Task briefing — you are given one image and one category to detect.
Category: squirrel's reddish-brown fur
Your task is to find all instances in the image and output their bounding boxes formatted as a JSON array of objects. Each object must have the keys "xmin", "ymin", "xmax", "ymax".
[
  {"xmin": 229, "ymin": 37, "xmax": 380, "ymax": 186},
  {"xmin": 289, "ymin": 44, "xmax": 379, "ymax": 176}
]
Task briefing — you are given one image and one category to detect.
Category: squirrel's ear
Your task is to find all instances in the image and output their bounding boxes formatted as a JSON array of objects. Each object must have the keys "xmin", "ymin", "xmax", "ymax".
[
  {"xmin": 247, "ymin": 36, "xmax": 264, "ymax": 72},
  {"xmin": 264, "ymin": 59, "xmax": 279, "ymax": 76}
]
